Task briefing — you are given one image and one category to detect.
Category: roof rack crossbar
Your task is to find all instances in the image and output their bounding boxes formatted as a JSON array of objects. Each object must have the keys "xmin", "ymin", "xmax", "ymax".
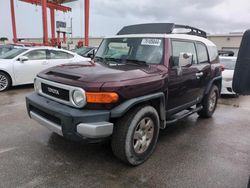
[
  {"xmin": 117, "ymin": 23, "xmax": 207, "ymax": 38},
  {"xmin": 174, "ymin": 24, "xmax": 207, "ymax": 38}
]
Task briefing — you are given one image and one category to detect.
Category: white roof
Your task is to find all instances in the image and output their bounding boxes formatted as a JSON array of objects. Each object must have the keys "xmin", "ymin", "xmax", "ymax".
[{"xmin": 105, "ymin": 33, "xmax": 216, "ymax": 47}]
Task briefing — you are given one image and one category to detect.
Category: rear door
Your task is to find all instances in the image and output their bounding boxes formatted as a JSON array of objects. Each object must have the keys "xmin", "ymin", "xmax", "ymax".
[
  {"xmin": 167, "ymin": 40, "xmax": 202, "ymax": 112},
  {"xmin": 47, "ymin": 50, "xmax": 75, "ymax": 66},
  {"xmin": 193, "ymin": 42, "xmax": 212, "ymax": 96}
]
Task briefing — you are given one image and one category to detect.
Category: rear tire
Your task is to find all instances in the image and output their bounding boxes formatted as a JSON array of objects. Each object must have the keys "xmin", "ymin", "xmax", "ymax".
[
  {"xmin": 198, "ymin": 85, "xmax": 219, "ymax": 118},
  {"xmin": 0, "ymin": 72, "xmax": 11, "ymax": 92},
  {"xmin": 111, "ymin": 105, "xmax": 160, "ymax": 166}
]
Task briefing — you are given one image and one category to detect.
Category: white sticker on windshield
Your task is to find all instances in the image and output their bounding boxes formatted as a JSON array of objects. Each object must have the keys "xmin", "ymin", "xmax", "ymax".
[{"xmin": 141, "ymin": 39, "xmax": 162, "ymax": 46}]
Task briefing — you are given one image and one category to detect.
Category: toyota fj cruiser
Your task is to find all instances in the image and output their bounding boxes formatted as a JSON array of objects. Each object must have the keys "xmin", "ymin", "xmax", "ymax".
[{"xmin": 26, "ymin": 23, "xmax": 222, "ymax": 166}]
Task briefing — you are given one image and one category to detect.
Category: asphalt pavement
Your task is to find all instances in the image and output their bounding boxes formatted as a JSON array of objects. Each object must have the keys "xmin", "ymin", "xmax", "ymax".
[{"xmin": 0, "ymin": 85, "xmax": 249, "ymax": 188}]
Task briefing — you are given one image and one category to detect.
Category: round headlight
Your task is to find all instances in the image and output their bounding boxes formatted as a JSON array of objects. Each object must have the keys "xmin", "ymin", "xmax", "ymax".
[
  {"xmin": 34, "ymin": 79, "xmax": 40, "ymax": 92},
  {"xmin": 72, "ymin": 90, "xmax": 85, "ymax": 107}
]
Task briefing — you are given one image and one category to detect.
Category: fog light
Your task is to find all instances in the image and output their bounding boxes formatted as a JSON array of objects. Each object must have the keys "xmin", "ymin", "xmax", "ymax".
[{"xmin": 72, "ymin": 90, "xmax": 85, "ymax": 107}]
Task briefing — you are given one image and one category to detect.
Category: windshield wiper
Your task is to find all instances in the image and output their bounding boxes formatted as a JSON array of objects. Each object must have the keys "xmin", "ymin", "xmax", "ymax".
[
  {"xmin": 125, "ymin": 59, "xmax": 148, "ymax": 66},
  {"xmin": 94, "ymin": 56, "xmax": 104, "ymax": 62},
  {"xmin": 103, "ymin": 57, "xmax": 122, "ymax": 63},
  {"xmin": 94, "ymin": 56, "xmax": 122, "ymax": 63}
]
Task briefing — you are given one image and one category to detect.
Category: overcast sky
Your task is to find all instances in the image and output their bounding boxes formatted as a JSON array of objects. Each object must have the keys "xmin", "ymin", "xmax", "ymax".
[{"xmin": 0, "ymin": 0, "xmax": 250, "ymax": 40}]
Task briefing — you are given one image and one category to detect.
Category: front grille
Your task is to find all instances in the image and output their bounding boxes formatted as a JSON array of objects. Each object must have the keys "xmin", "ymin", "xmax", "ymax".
[
  {"xmin": 41, "ymin": 83, "xmax": 70, "ymax": 101},
  {"xmin": 30, "ymin": 105, "xmax": 61, "ymax": 125}
]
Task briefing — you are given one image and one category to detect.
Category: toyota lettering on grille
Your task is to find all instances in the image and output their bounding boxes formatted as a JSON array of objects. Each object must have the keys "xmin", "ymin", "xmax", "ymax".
[{"xmin": 48, "ymin": 87, "xmax": 60, "ymax": 95}]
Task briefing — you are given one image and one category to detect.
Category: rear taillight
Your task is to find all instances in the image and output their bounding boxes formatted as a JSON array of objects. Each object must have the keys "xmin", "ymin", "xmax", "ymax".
[{"xmin": 220, "ymin": 64, "xmax": 225, "ymax": 72}]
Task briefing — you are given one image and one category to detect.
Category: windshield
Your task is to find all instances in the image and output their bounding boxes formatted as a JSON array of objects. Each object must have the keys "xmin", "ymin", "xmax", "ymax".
[
  {"xmin": 0, "ymin": 46, "xmax": 12, "ymax": 55},
  {"xmin": 72, "ymin": 47, "xmax": 91, "ymax": 55},
  {"xmin": 95, "ymin": 37, "xmax": 164, "ymax": 65},
  {"xmin": 220, "ymin": 58, "xmax": 236, "ymax": 70},
  {"xmin": 0, "ymin": 48, "xmax": 28, "ymax": 59}
]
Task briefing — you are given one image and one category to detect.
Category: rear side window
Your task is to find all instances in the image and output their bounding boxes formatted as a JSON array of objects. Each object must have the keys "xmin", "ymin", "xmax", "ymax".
[
  {"xmin": 171, "ymin": 40, "xmax": 197, "ymax": 67},
  {"xmin": 196, "ymin": 43, "xmax": 209, "ymax": 63},
  {"xmin": 49, "ymin": 50, "xmax": 74, "ymax": 59}
]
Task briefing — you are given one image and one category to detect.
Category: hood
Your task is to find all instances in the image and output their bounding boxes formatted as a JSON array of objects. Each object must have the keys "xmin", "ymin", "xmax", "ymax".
[
  {"xmin": 0, "ymin": 59, "xmax": 12, "ymax": 67},
  {"xmin": 38, "ymin": 61, "xmax": 161, "ymax": 83},
  {"xmin": 37, "ymin": 61, "xmax": 163, "ymax": 92},
  {"xmin": 0, "ymin": 59, "xmax": 12, "ymax": 63}
]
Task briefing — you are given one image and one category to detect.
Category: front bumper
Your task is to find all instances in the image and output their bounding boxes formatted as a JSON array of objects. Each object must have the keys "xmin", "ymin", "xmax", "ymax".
[{"xmin": 26, "ymin": 93, "xmax": 113, "ymax": 143}]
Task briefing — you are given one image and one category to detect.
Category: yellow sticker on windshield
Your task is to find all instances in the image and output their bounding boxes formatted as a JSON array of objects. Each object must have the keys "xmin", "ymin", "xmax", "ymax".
[{"xmin": 141, "ymin": 39, "xmax": 161, "ymax": 46}]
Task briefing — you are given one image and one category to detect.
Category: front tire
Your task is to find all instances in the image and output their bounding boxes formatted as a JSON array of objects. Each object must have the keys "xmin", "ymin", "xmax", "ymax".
[
  {"xmin": 198, "ymin": 85, "xmax": 219, "ymax": 118},
  {"xmin": 0, "ymin": 72, "xmax": 11, "ymax": 92},
  {"xmin": 111, "ymin": 105, "xmax": 160, "ymax": 166}
]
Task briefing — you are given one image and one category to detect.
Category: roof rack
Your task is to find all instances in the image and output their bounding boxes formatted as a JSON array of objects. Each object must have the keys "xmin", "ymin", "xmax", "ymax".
[{"xmin": 117, "ymin": 23, "xmax": 207, "ymax": 38}]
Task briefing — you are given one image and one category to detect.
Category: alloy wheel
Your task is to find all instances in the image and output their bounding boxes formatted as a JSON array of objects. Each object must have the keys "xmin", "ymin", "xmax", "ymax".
[
  {"xmin": 208, "ymin": 90, "xmax": 217, "ymax": 112},
  {"xmin": 133, "ymin": 117, "xmax": 154, "ymax": 154},
  {"xmin": 0, "ymin": 74, "xmax": 8, "ymax": 91}
]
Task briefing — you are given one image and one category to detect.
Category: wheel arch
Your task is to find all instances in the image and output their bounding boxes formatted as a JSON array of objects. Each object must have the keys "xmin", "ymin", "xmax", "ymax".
[
  {"xmin": 110, "ymin": 92, "xmax": 166, "ymax": 128},
  {"xmin": 0, "ymin": 70, "xmax": 13, "ymax": 86},
  {"xmin": 205, "ymin": 76, "xmax": 222, "ymax": 95}
]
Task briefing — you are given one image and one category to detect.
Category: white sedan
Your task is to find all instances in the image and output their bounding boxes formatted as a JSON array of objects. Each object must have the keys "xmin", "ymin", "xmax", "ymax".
[
  {"xmin": 0, "ymin": 47, "xmax": 89, "ymax": 91},
  {"xmin": 220, "ymin": 56, "xmax": 237, "ymax": 95}
]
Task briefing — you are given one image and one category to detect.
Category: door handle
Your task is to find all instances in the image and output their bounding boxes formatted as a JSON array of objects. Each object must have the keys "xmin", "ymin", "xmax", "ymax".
[
  {"xmin": 196, "ymin": 72, "xmax": 204, "ymax": 79},
  {"xmin": 42, "ymin": 61, "xmax": 48, "ymax": 65}
]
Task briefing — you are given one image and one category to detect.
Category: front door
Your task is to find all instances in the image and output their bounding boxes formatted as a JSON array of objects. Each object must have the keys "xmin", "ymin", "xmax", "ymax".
[
  {"xmin": 14, "ymin": 49, "xmax": 48, "ymax": 84},
  {"xmin": 167, "ymin": 40, "xmax": 202, "ymax": 113}
]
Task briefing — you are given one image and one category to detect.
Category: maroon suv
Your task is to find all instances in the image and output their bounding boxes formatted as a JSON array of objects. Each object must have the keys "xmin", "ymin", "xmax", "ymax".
[{"xmin": 26, "ymin": 23, "xmax": 222, "ymax": 165}]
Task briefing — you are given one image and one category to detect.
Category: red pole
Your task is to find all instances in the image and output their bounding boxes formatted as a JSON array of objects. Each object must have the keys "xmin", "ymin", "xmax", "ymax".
[
  {"xmin": 10, "ymin": 0, "xmax": 17, "ymax": 43},
  {"xmin": 57, "ymin": 31, "xmax": 60, "ymax": 44},
  {"xmin": 50, "ymin": 8, "xmax": 55, "ymax": 40},
  {"xmin": 63, "ymin": 33, "xmax": 66, "ymax": 43},
  {"xmin": 41, "ymin": 0, "xmax": 49, "ymax": 45},
  {"xmin": 84, "ymin": 0, "xmax": 89, "ymax": 46}
]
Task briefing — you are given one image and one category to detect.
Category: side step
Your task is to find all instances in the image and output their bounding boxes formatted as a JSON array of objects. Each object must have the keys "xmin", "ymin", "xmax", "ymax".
[{"xmin": 166, "ymin": 105, "xmax": 203, "ymax": 125}]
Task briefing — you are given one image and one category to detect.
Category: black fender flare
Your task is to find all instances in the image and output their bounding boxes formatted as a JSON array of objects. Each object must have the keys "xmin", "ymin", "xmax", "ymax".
[
  {"xmin": 204, "ymin": 76, "xmax": 222, "ymax": 95},
  {"xmin": 110, "ymin": 92, "xmax": 166, "ymax": 123}
]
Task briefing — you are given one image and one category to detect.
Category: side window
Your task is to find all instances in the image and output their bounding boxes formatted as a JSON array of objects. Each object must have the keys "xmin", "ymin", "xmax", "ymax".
[
  {"xmin": 196, "ymin": 43, "xmax": 209, "ymax": 63},
  {"xmin": 25, "ymin": 50, "xmax": 46, "ymax": 60},
  {"xmin": 171, "ymin": 40, "xmax": 197, "ymax": 67},
  {"xmin": 49, "ymin": 50, "xmax": 74, "ymax": 59}
]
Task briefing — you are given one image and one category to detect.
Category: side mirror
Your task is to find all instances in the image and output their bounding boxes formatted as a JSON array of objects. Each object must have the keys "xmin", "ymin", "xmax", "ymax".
[
  {"xmin": 18, "ymin": 56, "xmax": 29, "ymax": 62},
  {"xmin": 87, "ymin": 52, "xmax": 94, "ymax": 59},
  {"xmin": 174, "ymin": 53, "xmax": 193, "ymax": 76},
  {"xmin": 179, "ymin": 52, "xmax": 193, "ymax": 67}
]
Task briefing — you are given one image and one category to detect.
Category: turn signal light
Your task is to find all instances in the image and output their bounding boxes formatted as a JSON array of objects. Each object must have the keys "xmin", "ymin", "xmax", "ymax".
[{"xmin": 86, "ymin": 92, "xmax": 119, "ymax": 104}]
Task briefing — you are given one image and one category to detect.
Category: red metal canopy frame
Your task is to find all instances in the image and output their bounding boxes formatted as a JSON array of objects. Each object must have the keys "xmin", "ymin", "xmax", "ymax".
[{"xmin": 10, "ymin": 0, "xmax": 90, "ymax": 46}]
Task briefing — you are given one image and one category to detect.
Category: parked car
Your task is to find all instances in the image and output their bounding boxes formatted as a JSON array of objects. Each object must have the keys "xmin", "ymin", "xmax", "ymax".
[
  {"xmin": 220, "ymin": 56, "xmax": 237, "ymax": 95},
  {"xmin": 72, "ymin": 46, "xmax": 97, "ymax": 59},
  {"xmin": 26, "ymin": 23, "xmax": 222, "ymax": 166},
  {"xmin": 218, "ymin": 50, "xmax": 234, "ymax": 57},
  {"xmin": 0, "ymin": 47, "xmax": 89, "ymax": 91}
]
